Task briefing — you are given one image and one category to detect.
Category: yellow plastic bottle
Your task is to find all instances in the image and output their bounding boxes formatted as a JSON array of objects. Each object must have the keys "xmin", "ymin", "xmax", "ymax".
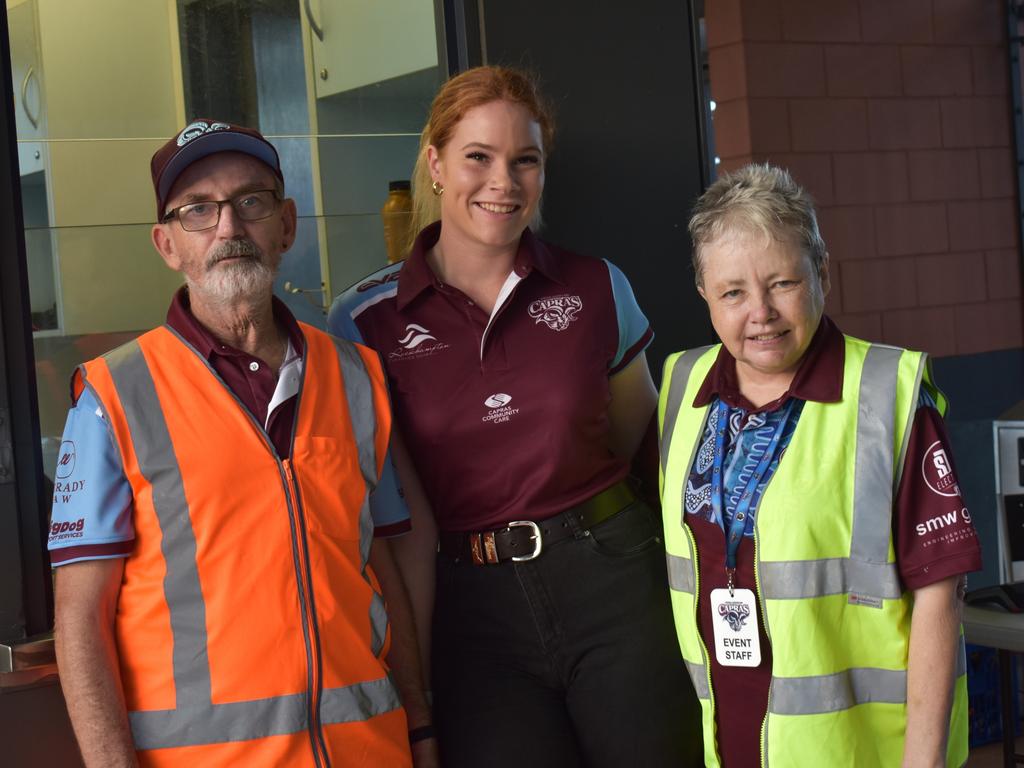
[{"xmin": 381, "ymin": 180, "xmax": 413, "ymax": 264}]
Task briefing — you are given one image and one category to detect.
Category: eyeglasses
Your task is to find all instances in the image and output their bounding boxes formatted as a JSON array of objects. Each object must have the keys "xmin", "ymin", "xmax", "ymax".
[{"xmin": 162, "ymin": 189, "xmax": 280, "ymax": 232}]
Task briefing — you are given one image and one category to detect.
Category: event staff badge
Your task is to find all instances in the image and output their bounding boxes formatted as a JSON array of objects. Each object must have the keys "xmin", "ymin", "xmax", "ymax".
[
  {"xmin": 710, "ymin": 587, "xmax": 761, "ymax": 667},
  {"xmin": 705, "ymin": 398, "xmax": 793, "ymax": 669}
]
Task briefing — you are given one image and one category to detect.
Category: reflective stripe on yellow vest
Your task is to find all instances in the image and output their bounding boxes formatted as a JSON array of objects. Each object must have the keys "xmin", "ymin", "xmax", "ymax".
[
  {"xmin": 657, "ymin": 336, "xmax": 968, "ymax": 768},
  {"xmin": 78, "ymin": 323, "xmax": 411, "ymax": 767}
]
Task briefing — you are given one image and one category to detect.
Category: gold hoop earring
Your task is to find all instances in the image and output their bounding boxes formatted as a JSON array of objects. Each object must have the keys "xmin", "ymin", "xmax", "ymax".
[{"xmin": 431, "ymin": 180, "xmax": 444, "ymax": 196}]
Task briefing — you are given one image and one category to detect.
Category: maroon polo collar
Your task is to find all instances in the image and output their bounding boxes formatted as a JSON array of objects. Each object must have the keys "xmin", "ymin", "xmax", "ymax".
[
  {"xmin": 693, "ymin": 315, "xmax": 845, "ymax": 413},
  {"xmin": 396, "ymin": 222, "xmax": 567, "ymax": 311},
  {"xmin": 166, "ymin": 285, "xmax": 305, "ymax": 359}
]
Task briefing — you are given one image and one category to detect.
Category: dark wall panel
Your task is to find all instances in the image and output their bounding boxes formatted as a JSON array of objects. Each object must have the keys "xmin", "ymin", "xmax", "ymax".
[
  {"xmin": 479, "ymin": 0, "xmax": 713, "ymax": 376},
  {"xmin": 933, "ymin": 348, "xmax": 1024, "ymax": 588}
]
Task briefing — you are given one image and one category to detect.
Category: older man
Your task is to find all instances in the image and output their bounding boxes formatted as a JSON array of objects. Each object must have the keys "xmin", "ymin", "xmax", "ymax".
[{"xmin": 48, "ymin": 120, "xmax": 434, "ymax": 767}]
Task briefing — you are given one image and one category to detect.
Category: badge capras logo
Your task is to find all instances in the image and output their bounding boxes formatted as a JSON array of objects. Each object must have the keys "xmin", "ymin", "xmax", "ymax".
[
  {"xmin": 528, "ymin": 295, "xmax": 582, "ymax": 332},
  {"xmin": 176, "ymin": 121, "xmax": 231, "ymax": 147},
  {"xmin": 718, "ymin": 601, "xmax": 751, "ymax": 632}
]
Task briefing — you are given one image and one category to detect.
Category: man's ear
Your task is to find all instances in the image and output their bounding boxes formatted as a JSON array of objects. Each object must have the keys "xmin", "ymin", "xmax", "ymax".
[
  {"xmin": 279, "ymin": 198, "xmax": 298, "ymax": 252},
  {"xmin": 151, "ymin": 223, "xmax": 182, "ymax": 272}
]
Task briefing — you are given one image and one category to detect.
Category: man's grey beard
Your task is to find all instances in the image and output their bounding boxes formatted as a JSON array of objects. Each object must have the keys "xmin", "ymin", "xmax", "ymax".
[{"xmin": 187, "ymin": 239, "xmax": 277, "ymax": 305}]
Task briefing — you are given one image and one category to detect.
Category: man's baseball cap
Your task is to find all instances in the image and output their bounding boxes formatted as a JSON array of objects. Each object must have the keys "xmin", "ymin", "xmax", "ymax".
[{"xmin": 151, "ymin": 119, "xmax": 284, "ymax": 221}]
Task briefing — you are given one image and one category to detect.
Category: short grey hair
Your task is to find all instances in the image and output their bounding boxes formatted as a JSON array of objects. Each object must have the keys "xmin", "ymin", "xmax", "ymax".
[{"xmin": 688, "ymin": 163, "xmax": 826, "ymax": 287}]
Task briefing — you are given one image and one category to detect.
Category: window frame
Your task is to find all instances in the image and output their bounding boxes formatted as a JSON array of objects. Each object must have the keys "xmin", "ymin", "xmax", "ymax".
[
  {"xmin": 0, "ymin": 0, "xmax": 52, "ymax": 647},
  {"xmin": 0, "ymin": 0, "xmax": 470, "ymax": 647}
]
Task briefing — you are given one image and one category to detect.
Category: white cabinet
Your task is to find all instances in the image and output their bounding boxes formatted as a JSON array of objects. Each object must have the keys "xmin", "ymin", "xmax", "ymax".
[
  {"xmin": 307, "ymin": 0, "xmax": 438, "ymax": 99},
  {"xmin": 7, "ymin": 0, "xmax": 45, "ymax": 176}
]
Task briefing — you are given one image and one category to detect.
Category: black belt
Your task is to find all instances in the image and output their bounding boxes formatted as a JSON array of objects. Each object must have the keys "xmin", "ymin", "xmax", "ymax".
[{"xmin": 438, "ymin": 481, "xmax": 636, "ymax": 565}]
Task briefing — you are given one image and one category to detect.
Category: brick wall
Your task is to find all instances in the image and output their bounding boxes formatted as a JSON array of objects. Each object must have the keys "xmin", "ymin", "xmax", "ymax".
[{"xmin": 705, "ymin": 0, "xmax": 1022, "ymax": 356}]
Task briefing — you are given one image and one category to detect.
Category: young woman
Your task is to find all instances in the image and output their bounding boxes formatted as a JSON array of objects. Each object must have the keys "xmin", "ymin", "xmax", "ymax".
[{"xmin": 329, "ymin": 66, "xmax": 700, "ymax": 768}]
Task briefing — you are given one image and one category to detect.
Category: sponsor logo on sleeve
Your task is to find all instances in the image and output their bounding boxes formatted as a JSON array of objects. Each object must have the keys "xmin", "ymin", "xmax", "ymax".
[
  {"xmin": 915, "ymin": 507, "xmax": 976, "ymax": 546},
  {"xmin": 482, "ymin": 393, "xmax": 519, "ymax": 425},
  {"xmin": 55, "ymin": 440, "xmax": 76, "ymax": 479},
  {"xmin": 53, "ymin": 439, "xmax": 87, "ymax": 507},
  {"xmin": 528, "ymin": 295, "xmax": 583, "ymax": 332},
  {"xmin": 921, "ymin": 441, "xmax": 960, "ymax": 497},
  {"xmin": 49, "ymin": 518, "xmax": 85, "ymax": 542},
  {"xmin": 388, "ymin": 323, "xmax": 450, "ymax": 361}
]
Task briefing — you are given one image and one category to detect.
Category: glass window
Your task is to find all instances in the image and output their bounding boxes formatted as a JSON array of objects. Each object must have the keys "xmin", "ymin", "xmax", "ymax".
[{"xmin": 7, "ymin": 0, "xmax": 447, "ymax": 483}]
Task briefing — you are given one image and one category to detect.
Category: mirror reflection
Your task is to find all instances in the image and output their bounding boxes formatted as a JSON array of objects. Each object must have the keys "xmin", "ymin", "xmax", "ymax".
[{"xmin": 7, "ymin": 0, "xmax": 446, "ymax": 480}]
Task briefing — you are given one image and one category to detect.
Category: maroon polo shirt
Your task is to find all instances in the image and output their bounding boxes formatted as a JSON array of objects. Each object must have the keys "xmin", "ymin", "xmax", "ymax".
[
  {"xmin": 333, "ymin": 223, "xmax": 653, "ymax": 532},
  {"xmin": 166, "ymin": 286, "xmax": 304, "ymax": 459},
  {"xmin": 687, "ymin": 316, "xmax": 982, "ymax": 766}
]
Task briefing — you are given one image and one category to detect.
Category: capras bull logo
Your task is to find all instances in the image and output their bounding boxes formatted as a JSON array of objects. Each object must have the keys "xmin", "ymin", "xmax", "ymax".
[
  {"xmin": 718, "ymin": 601, "xmax": 751, "ymax": 632},
  {"xmin": 528, "ymin": 295, "xmax": 582, "ymax": 332},
  {"xmin": 177, "ymin": 120, "xmax": 230, "ymax": 146}
]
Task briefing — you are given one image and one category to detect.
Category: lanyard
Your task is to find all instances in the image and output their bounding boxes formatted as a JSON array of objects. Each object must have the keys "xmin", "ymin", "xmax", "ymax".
[{"xmin": 709, "ymin": 398, "xmax": 795, "ymax": 593}]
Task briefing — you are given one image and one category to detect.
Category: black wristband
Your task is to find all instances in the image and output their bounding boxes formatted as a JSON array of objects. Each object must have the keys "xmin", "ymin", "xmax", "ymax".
[{"xmin": 409, "ymin": 725, "xmax": 436, "ymax": 744}]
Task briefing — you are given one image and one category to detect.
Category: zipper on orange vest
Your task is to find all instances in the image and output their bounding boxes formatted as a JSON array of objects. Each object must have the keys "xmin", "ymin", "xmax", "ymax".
[{"xmin": 283, "ymin": 458, "xmax": 329, "ymax": 767}]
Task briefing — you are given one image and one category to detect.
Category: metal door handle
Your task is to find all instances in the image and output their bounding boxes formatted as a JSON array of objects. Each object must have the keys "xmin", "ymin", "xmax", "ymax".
[
  {"xmin": 283, "ymin": 282, "xmax": 327, "ymax": 313},
  {"xmin": 304, "ymin": 0, "xmax": 324, "ymax": 41},
  {"xmin": 21, "ymin": 66, "xmax": 38, "ymax": 130}
]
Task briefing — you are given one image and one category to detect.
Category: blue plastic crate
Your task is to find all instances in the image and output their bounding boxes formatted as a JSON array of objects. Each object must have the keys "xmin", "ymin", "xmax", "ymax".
[{"xmin": 967, "ymin": 643, "xmax": 1021, "ymax": 748}]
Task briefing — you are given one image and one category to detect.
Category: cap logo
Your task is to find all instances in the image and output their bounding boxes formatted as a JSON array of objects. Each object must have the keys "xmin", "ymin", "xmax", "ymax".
[{"xmin": 176, "ymin": 121, "xmax": 231, "ymax": 147}]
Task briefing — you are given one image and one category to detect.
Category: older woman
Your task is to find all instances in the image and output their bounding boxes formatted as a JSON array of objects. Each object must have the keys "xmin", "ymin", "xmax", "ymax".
[
  {"xmin": 330, "ymin": 66, "xmax": 701, "ymax": 768},
  {"xmin": 658, "ymin": 164, "xmax": 981, "ymax": 767}
]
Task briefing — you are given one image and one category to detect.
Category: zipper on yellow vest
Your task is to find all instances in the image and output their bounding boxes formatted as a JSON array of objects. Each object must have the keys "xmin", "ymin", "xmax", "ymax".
[
  {"xmin": 684, "ymin": 523, "xmax": 722, "ymax": 768},
  {"xmin": 754, "ymin": 526, "xmax": 772, "ymax": 768}
]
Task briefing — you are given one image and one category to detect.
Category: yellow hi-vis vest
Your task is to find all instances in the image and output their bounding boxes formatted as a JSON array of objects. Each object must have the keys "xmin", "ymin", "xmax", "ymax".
[{"xmin": 657, "ymin": 335, "xmax": 968, "ymax": 768}]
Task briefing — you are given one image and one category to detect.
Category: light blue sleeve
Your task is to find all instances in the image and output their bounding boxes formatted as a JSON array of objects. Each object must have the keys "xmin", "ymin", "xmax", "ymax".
[
  {"xmin": 326, "ymin": 293, "xmax": 367, "ymax": 346},
  {"xmin": 328, "ymin": 289, "xmax": 412, "ymax": 535},
  {"xmin": 604, "ymin": 259, "xmax": 654, "ymax": 371},
  {"xmin": 47, "ymin": 387, "xmax": 135, "ymax": 562}
]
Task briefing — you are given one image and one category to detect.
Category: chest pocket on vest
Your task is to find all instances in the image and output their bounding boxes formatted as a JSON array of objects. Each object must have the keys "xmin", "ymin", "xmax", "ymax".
[{"xmin": 290, "ymin": 436, "xmax": 367, "ymax": 542}]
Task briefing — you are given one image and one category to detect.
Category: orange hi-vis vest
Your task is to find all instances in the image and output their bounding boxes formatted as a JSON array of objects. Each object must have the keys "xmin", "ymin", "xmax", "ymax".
[{"xmin": 75, "ymin": 323, "xmax": 411, "ymax": 768}]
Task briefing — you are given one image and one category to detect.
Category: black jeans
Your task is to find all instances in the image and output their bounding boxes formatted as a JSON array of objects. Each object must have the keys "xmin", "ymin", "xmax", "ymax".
[{"xmin": 432, "ymin": 500, "xmax": 703, "ymax": 768}]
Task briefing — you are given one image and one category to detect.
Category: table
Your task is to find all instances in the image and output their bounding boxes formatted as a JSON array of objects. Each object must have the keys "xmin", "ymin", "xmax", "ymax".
[{"xmin": 963, "ymin": 604, "xmax": 1024, "ymax": 767}]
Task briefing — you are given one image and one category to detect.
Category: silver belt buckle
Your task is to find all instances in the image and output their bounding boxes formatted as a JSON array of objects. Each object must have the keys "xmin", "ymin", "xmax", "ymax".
[{"xmin": 506, "ymin": 520, "xmax": 542, "ymax": 561}]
